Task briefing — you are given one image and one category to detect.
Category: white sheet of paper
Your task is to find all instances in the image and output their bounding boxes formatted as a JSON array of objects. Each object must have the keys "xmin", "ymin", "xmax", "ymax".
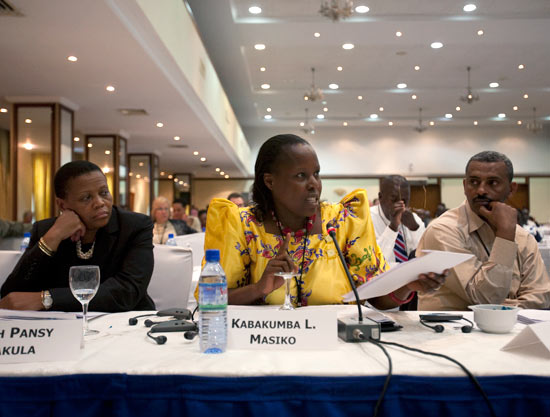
[
  {"xmin": 501, "ymin": 321, "xmax": 550, "ymax": 358},
  {"xmin": 342, "ymin": 250, "xmax": 473, "ymax": 302}
]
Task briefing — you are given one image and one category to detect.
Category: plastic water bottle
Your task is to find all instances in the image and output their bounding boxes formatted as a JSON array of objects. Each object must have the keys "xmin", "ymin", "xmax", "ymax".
[
  {"xmin": 199, "ymin": 249, "xmax": 227, "ymax": 353},
  {"xmin": 20, "ymin": 232, "xmax": 31, "ymax": 252},
  {"xmin": 165, "ymin": 233, "xmax": 177, "ymax": 246}
]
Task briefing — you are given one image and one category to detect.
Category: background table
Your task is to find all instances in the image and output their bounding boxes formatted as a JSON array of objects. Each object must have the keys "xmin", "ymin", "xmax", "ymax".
[{"xmin": 0, "ymin": 306, "xmax": 549, "ymax": 417}]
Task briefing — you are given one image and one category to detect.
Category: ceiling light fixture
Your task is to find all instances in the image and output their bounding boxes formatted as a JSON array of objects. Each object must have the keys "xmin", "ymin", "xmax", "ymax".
[
  {"xmin": 316, "ymin": 114, "xmax": 325, "ymax": 119},
  {"xmin": 355, "ymin": 5, "xmax": 369, "ymax": 13},
  {"xmin": 397, "ymin": 83, "xmax": 407, "ymax": 89},
  {"xmin": 396, "ymin": 31, "xmax": 402, "ymax": 37},
  {"xmin": 342, "ymin": 43, "xmax": 354, "ymax": 50},
  {"xmin": 304, "ymin": 67, "xmax": 324, "ymax": 102},
  {"xmin": 477, "ymin": 29, "xmax": 484, "ymax": 35},
  {"xmin": 337, "ymin": 66, "xmax": 343, "ymax": 71},
  {"xmin": 254, "ymin": 44, "xmax": 266, "ymax": 50},
  {"xmin": 314, "ymin": 32, "xmax": 321, "ymax": 38},
  {"xmin": 526, "ymin": 107, "xmax": 542, "ymax": 133},
  {"xmin": 343, "ymin": 122, "xmax": 348, "ymax": 126},
  {"xmin": 105, "ymin": 150, "xmax": 111, "ymax": 155},
  {"xmin": 0, "ymin": 108, "xmax": 7, "ymax": 113},
  {"xmin": 319, "ymin": 0, "xmax": 354, "ymax": 22},
  {"xmin": 67, "ymin": 56, "xmax": 78, "ymax": 62},
  {"xmin": 463, "ymin": 4, "xmax": 477, "ymax": 12},
  {"xmin": 174, "ymin": 136, "xmax": 181, "ymax": 141},
  {"xmin": 261, "ymin": 83, "xmax": 270, "ymax": 90},
  {"xmin": 200, "ymin": 157, "xmax": 207, "ymax": 162},
  {"xmin": 430, "ymin": 42, "xmax": 443, "ymax": 49},
  {"xmin": 23, "ymin": 142, "xmax": 34, "ymax": 150},
  {"xmin": 498, "ymin": 113, "xmax": 506, "ymax": 118},
  {"xmin": 267, "ymin": 107, "xmax": 272, "ymax": 112},
  {"xmin": 445, "ymin": 113, "xmax": 453, "ymax": 119},
  {"xmin": 517, "ymin": 120, "xmax": 522, "ymax": 125},
  {"xmin": 489, "ymin": 82, "xmax": 499, "ymax": 88},
  {"xmin": 193, "ymin": 151, "xmax": 199, "ymax": 156},
  {"xmin": 474, "ymin": 120, "xmax": 478, "ymax": 126},
  {"xmin": 156, "ymin": 122, "xmax": 164, "ymax": 127},
  {"xmin": 460, "ymin": 66, "xmax": 480, "ymax": 104},
  {"xmin": 388, "ymin": 121, "xmax": 394, "ymax": 126},
  {"xmin": 369, "ymin": 114, "xmax": 378, "ymax": 119},
  {"xmin": 412, "ymin": 94, "xmax": 417, "ymax": 100},
  {"xmin": 328, "ymin": 83, "xmax": 339, "ymax": 89},
  {"xmin": 429, "ymin": 121, "xmax": 435, "ymax": 126},
  {"xmin": 24, "ymin": 118, "xmax": 32, "ymax": 124},
  {"xmin": 518, "ymin": 64, "xmax": 525, "ymax": 70},
  {"xmin": 301, "ymin": 108, "xmax": 315, "ymax": 135},
  {"xmin": 264, "ymin": 114, "xmax": 272, "ymax": 120},
  {"xmin": 379, "ymin": 107, "xmax": 384, "ymax": 112},
  {"xmin": 523, "ymin": 94, "xmax": 529, "ymax": 99},
  {"xmin": 260, "ymin": 67, "xmax": 266, "ymax": 72},
  {"xmin": 414, "ymin": 65, "xmax": 420, "ymax": 71},
  {"xmin": 357, "ymin": 95, "xmax": 363, "ymax": 100},
  {"xmin": 513, "ymin": 106, "xmax": 518, "ymax": 111},
  {"xmin": 225, "ymin": 175, "xmax": 229, "ymax": 179},
  {"xmin": 248, "ymin": 6, "xmax": 262, "ymax": 14},
  {"xmin": 414, "ymin": 107, "xmax": 427, "ymax": 133},
  {"xmin": 106, "ymin": 85, "xmax": 115, "ymax": 92},
  {"xmin": 73, "ymin": 137, "xmax": 80, "ymax": 142}
]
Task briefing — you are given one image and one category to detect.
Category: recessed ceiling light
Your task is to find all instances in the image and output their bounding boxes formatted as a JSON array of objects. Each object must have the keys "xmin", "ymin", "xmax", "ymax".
[
  {"xmin": 498, "ymin": 113, "xmax": 506, "ymax": 118},
  {"xmin": 396, "ymin": 31, "xmax": 402, "ymax": 37},
  {"xmin": 489, "ymin": 82, "xmax": 499, "ymax": 88},
  {"xmin": 429, "ymin": 121, "xmax": 435, "ymax": 126},
  {"xmin": 328, "ymin": 83, "xmax": 339, "ymax": 89},
  {"xmin": 411, "ymin": 94, "xmax": 417, "ymax": 100},
  {"xmin": 266, "ymin": 107, "xmax": 271, "ymax": 112},
  {"xmin": 73, "ymin": 137, "xmax": 80, "ymax": 142},
  {"xmin": 355, "ymin": 5, "xmax": 369, "ymax": 13},
  {"xmin": 215, "ymin": 168, "xmax": 220, "ymax": 172},
  {"xmin": 0, "ymin": 108, "xmax": 7, "ymax": 113},
  {"xmin": 477, "ymin": 29, "xmax": 484, "ymax": 36},
  {"xmin": 168, "ymin": 175, "xmax": 173, "ymax": 179},
  {"xmin": 139, "ymin": 162, "xmax": 144, "ymax": 167},
  {"xmin": 248, "ymin": 6, "xmax": 262, "ymax": 14},
  {"xmin": 200, "ymin": 157, "xmax": 207, "ymax": 162},
  {"xmin": 220, "ymin": 171, "xmax": 225, "ymax": 175},
  {"xmin": 523, "ymin": 93, "xmax": 529, "ymax": 99},
  {"xmin": 474, "ymin": 120, "xmax": 478, "ymax": 125},
  {"xmin": 379, "ymin": 107, "xmax": 384, "ymax": 112},
  {"xmin": 261, "ymin": 83, "xmax": 270, "ymax": 90},
  {"xmin": 225, "ymin": 175, "xmax": 229, "ymax": 179},
  {"xmin": 342, "ymin": 43, "xmax": 354, "ymax": 50},
  {"xmin": 135, "ymin": 174, "xmax": 141, "ymax": 179},
  {"xmin": 445, "ymin": 113, "xmax": 453, "ymax": 119},
  {"xmin": 316, "ymin": 114, "xmax": 325, "ymax": 119},
  {"xmin": 299, "ymin": 122, "xmax": 305, "ymax": 127},
  {"xmin": 23, "ymin": 142, "xmax": 34, "ymax": 150},
  {"xmin": 513, "ymin": 106, "xmax": 518, "ymax": 111},
  {"xmin": 105, "ymin": 150, "xmax": 111, "ymax": 155},
  {"xmin": 518, "ymin": 64, "xmax": 525, "ymax": 70},
  {"xmin": 322, "ymin": 101, "xmax": 327, "ymax": 105},
  {"xmin": 254, "ymin": 44, "xmax": 266, "ymax": 50},
  {"xmin": 24, "ymin": 118, "xmax": 32, "ymax": 124},
  {"xmin": 264, "ymin": 114, "xmax": 272, "ymax": 120},
  {"xmin": 456, "ymin": 106, "xmax": 461, "ymax": 111},
  {"xmin": 67, "ymin": 55, "xmax": 78, "ymax": 62},
  {"xmin": 517, "ymin": 120, "xmax": 522, "ymax": 125},
  {"xmin": 430, "ymin": 42, "xmax": 443, "ymax": 49},
  {"xmin": 397, "ymin": 83, "xmax": 407, "ymax": 89},
  {"xmin": 87, "ymin": 143, "xmax": 93, "ymax": 148},
  {"xmin": 323, "ymin": 107, "xmax": 328, "ymax": 112},
  {"xmin": 314, "ymin": 32, "xmax": 321, "ymax": 38},
  {"xmin": 463, "ymin": 4, "xmax": 477, "ymax": 12},
  {"xmin": 193, "ymin": 151, "xmax": 199, "ymax": 155},
  {"xmin": 106, "ymin": 85, "xmax": 115, "ymax": 92},
  {"xmin": 343, "ymin": 122, "xmax": 348, "ymax": 126},
  {"xmin": 357, "ymin": 95, "xmax": 363, "ymax": 100},
  {"xmin": 414, "ymin": 65, "xmax": 420, "ymax": 71},
  {"xmin": 370, "ymin": 114, "xmax": 378, "ymax": 119},
  {"xmin": 156, "ymin": 122, "xmax": 164, "ymax": 128},
  {"xmin": 337, "ymin": 66, "xmax": 343, "ymax": 71},
  {"xmin": 388, "ymin": 121, "xmax": 393, "ymax": 126},
  {"xmin": 260, "ymin": 67, "xmax": 266, "ymax": 72},
  {"xmin": 174, "ymin": 136, "xmax": 181, "ymax": 141},
  {"xmin": 160, "ymin": 171, "xmax": 165, "ymax": 176}
]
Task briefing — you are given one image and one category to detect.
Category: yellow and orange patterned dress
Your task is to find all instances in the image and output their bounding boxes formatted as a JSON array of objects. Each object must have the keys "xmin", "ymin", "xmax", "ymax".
[{"xmin": 204, "ymin": 189, "xmax": 388, "ymax": 306}]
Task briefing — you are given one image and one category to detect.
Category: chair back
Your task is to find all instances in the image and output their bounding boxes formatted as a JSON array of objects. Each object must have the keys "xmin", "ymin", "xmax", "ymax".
[
  {"xmin": 150, "ymin": 245, "xmax": 193, "ymax": 310},
  {"xmin": 0, "ymin": 250, "xmax": 22, "ymax": 288},
  {"xmin": 173, "ymin": 232, "xmax": 205, "ymax": 267}
]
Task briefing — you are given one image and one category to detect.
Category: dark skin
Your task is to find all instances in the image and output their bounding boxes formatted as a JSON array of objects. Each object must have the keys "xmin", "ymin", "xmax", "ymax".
[
  {"xmin": 0, "ymin": 171, "xmax": 113, "ymax": 310},
  {"xmin": 229, "ymin": 144, "xmax": 446, "ymax": 307},
  {"xmin": 464, "ymin": 161, "xmax": 518, "ymax": 241},
  {"xmin": 379, "ymin": 178, "xmax": 420, "ymax": 232}
]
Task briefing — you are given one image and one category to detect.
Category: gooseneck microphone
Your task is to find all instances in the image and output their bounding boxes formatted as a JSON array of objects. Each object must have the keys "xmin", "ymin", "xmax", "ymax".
[{"xmin": 327, "ymin": 226, "xmax": 381, "ymax": 342}]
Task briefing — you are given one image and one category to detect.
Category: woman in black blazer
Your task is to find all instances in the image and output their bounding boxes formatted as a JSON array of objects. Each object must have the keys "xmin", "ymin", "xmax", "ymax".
[{"xmin": 0, "ymin": 161, "xmax": 155, "ymax": 312}]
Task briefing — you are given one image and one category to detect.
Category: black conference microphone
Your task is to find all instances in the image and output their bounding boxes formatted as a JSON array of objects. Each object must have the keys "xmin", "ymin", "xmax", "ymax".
[
  {"xmin": 128, "ymin": 308, "xmax": 192, "ymax": 325},
  {"xmin": 147, "ymin": 331, "xmax": 167, "ymax": 345},
  {"xmin": 327, "ymin": 226, "xmax": 381, "ymax": 343}
]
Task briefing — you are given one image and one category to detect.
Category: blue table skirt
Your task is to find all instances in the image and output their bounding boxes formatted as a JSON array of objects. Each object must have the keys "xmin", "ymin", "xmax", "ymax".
[{"xmin": 0, "ymin": 374, "xmax": 548, "ymax": 417}]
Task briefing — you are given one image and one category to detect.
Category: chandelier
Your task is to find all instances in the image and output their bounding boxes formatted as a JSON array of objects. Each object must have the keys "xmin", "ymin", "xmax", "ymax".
[
  {"xmin": 526, "ymin": 107, "xmax": 543, "ymax": 133},
  {"xmin": 460, "ymin": 66, "xmax": 479, "ymax": 104},
  {"xmin": 300, "ymin": 108, "xmax": 315, "ymax": 135},
  {"xmin": 319, "ymin": 0, "xmax": 354, "ymax": 22},
  {"xmin": 304, "ymin": 67, "xmax": 324, "ymax": 102},
  {"xmin": 414, "ymin": 107, "xmax": 427, "ymax": 133}
]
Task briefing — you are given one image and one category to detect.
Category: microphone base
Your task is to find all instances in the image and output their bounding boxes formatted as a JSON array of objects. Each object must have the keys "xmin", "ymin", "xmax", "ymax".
[{"xmin": 338, "ymin": 317, "xmax": 381, "ymax": 343}]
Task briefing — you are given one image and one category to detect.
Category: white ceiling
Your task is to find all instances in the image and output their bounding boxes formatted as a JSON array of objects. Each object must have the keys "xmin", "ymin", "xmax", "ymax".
[{"xmin": 187, "ymin": 0, "xmax": 550, "ymax": 131}]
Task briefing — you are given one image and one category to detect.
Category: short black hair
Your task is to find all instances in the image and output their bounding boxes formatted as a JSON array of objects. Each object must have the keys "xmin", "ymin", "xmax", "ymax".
[
  {"xmin": 251, "ymin": 134, "xmax": 310, "ymax": 221},
  {"xmin": 380, "ymin": 175, "xmax": 410, "ymax": 194},
  {"xmin": 54, "ymin": 160, "xmax": 103, "ymax": 198},
  {"xmin": 466, "ymin": 151, "xmax": 514, "ymax": 182},
  {"xmin": 172, "ymin": 199, "xmax": 185, "ymax": 206},
  {"xmin": 227, "ymin": 192, "xmax": 243, "ymax": 201}
]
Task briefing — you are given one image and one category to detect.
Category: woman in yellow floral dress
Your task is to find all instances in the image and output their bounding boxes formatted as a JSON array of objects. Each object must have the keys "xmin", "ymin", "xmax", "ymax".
[{"xmin": 205, "ymin": 134, "xmax": 445, "ymax": 308}]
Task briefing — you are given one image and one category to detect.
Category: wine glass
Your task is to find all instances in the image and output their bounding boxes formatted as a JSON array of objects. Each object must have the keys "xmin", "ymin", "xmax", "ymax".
[
  {"xmin": 274, "ymin": 272, "xmax": 299, "ymax": 310},
  {"xmin": 69, "ymin": 265, "xmax": 100, "ymax": 336}
]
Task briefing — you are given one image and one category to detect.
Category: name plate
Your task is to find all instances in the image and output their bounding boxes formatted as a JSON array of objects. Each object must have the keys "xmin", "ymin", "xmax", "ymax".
[
  {"xmin": 0, "ymin": 318, "xmax": 82, "ymax": 363},
  {"xmin": 228, "ymin": 307, "xmax": 337, "ymax": 350}
]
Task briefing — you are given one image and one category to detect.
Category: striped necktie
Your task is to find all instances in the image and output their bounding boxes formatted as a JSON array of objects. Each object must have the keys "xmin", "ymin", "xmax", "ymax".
[{"xmin": 393, "ymin": 230, "xmax": 408, "ymax": 263}]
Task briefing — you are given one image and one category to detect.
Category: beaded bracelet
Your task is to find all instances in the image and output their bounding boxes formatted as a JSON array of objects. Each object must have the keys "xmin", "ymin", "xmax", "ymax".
[{"xmin": 389, "ymin": 290, "xmax": 416, "ymax": 305}]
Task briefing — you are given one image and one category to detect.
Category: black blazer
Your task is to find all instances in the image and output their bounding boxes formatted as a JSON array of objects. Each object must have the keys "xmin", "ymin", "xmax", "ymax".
[{"xmin": 1, "ymin": 206, "xmax": 155, "ymax": 312}]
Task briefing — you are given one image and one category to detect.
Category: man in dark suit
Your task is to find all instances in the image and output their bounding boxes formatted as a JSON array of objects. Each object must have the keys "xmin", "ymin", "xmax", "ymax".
[{"xmin": 0, "ymin": 161, "xmax": 155, "ymax": 312}]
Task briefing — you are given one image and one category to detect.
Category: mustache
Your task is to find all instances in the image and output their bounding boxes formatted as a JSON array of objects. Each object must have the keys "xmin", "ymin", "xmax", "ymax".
[{"xmin": 473, "ymin": 196, "xmax": 493, "ymax": 203}]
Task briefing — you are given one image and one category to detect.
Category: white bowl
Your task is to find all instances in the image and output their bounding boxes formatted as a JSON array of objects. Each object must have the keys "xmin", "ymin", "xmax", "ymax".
[{"xmin": 468, "ymin": 304, "xmax": 519, "ymax": 334}]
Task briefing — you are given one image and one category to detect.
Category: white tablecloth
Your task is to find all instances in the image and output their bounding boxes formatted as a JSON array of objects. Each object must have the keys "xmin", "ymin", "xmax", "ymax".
[{"xmin": 0, "ymin": 306, "xmax": 548, "ymax": 379}]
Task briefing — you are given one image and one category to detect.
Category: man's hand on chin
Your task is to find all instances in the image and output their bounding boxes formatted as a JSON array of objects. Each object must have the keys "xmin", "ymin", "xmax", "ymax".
[{"xmin": 479, "ymin": 202, "xmax": 517, "ymax": 241}]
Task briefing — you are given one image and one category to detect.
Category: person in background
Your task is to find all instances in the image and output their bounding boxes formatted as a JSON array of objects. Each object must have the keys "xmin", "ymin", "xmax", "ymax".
[
  {"xmin": 151, "ymin": 196, "xmax": 196, "ymax": 244},
  {"xmin": 370, "ymin": 175, "xmax": 425, "ymax": 266},
  {"xmin": 435, "ymin": 203, "xmax": 448, "ymax": 218},
  {"xmin": 171, "ymin": 199, "xmax": 187, "ymax": 221},
  {"xmin": 0, "ymin": 218, "xmax": 32, "ymax": 238},
  {"xmin": 203, "ymin": 133, "xmax": 446, "ymax": 308},
  {"xmin": 371, "ymin": 198, "xmax": 379, "ymax": 206},
  {"xmin": 198, "ymin": 209, "xmax": 207, "ymax": 232},
  {"xmin": 22, "ymin": 210, "xmax": 33, "ymax": 224},
  {"xmin": 518, "ymin": 208, "xmax": 542, "ymax": 243},
  {"xmin": 0, "ymin": 161, "xmax": 155, "ymax": 311},
  {"xmin": 227, "ymin": 192, "xmax": 246, "ymax": 208},
  {"xmin": 417, "ymin": 151, "xmax": 550, "ymax": 310}
]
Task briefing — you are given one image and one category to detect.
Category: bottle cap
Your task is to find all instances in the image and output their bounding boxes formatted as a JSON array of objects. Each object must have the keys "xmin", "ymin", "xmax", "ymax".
[
  {"xmin": 205, "ymin": 249, "xmax": 220, "ymax": 262},
  {"xmin": 168, "ymin": 233, "xmax": 174, "ymax": 239},
  {"xmin": 23, "ymin": 232, "xmax": 31, "ymax": 237}
]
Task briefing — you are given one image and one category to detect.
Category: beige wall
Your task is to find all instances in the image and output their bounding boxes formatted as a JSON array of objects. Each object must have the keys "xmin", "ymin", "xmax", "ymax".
[
  {"xmin": 193, "ymin": 179, "xmax": 253, "ymax": 210},
  {"xmin": 530, "ymin": 178, "xmax": 550, "ymax": 224}
]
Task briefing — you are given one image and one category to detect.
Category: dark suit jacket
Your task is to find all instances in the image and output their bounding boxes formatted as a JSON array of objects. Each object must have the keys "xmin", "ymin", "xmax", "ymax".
[
  {"xmin": 169, "ymin": 219, "xmax": 197, "ymax": 235},
  {"xmin": 1, "ymin": 206, "xmax": 155, "ymax": 312}
]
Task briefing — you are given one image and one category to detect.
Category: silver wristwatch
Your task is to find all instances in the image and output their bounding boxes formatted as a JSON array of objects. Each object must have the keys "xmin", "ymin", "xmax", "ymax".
[{"xmin": 41, "ymin": 290, "xmax": 53, "ymax": 310}]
